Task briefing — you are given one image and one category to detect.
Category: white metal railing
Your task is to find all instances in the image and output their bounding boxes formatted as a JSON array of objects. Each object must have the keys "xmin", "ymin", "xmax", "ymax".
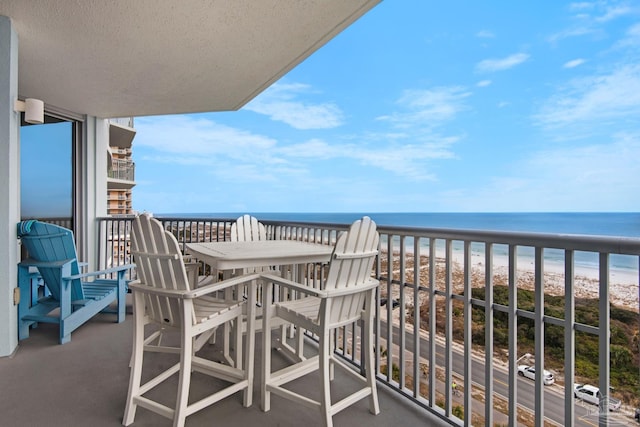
[
  {"xmin": 96, "ymin": 215, "xmax": 640, "ymax": 427},
  {"xmin": 107, "ymin": 158, "xmax": 135, "ymax": 181},
  {"xmin": 109, "ymin": 117, "xmax": 134, "ymax": 128}
]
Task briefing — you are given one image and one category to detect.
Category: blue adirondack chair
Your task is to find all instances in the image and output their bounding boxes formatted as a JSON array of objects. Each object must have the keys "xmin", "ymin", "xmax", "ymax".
[{"xmin": 17, "ymin": 220, "xmax": 133, "ymax": 344}]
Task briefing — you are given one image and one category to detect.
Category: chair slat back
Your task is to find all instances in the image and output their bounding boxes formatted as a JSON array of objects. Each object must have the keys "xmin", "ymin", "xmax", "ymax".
[
  {"xmin": 231, "ymin": 215, "xmax": 270, "ymax": 273},
  {"xmin": 324, "ymin": 217, "xmax": 379, "ymax": 325},
  {"xmin": 131, "ymin": 214, "xmax": 192, "ymax": 327},
  {"xmin": 18, "ymin": 221, "xmax": 83, "ymax": 301},
  {"xmin": 231, "ymin": 214, "xmax": 268, "ymax": 242}
]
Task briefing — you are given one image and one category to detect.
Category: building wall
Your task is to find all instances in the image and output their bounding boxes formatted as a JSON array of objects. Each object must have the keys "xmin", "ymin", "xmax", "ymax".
[
  {"xmin": 107, "ymin": 120, "xmax": 136, "ymax": 215},
  {"xmin": 0, "ymin": 16, "xmax": 20, "ymax": 356}
]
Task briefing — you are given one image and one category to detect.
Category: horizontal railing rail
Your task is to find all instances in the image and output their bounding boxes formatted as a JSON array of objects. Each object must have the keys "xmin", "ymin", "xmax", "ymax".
[{"xmin": 96, "ymin": 215, "xmax": 640, "ymax": 427}]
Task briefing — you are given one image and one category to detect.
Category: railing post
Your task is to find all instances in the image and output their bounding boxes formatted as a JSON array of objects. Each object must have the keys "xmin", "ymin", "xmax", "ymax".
[
  {"xmin": 428, "ymin": 237, "xmax": 437, "ymax": 408},
  {"xmin": 463, "ymin": 240, "xmax": 473, "ymax": 427},
  {"xmin": 508, "ymin": 245, "xmax": 518, "ymax": 427},
  {"xmin": 564, "ymin": 249, "xmax": 576, "ymax": 427},
  {"xmin": 534, "ymin": 247, "xmax": 544, "ymax": 427},
  {"xmin": 444, "ymin": 239, "xmax": 453, "ymax": 416},
  {"xmin": 599, "ymin": 252, "xmax": 610, "ymax": 426},
  {"xmin": 484, "ymin": 242, "xmax": 494, "ymax": 427}
]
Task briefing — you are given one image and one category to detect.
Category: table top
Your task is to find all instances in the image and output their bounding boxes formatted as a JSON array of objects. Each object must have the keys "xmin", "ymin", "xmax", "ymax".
[{"xmin": 185, "ymin": 240, "xmax": 334, "ymax": 270}]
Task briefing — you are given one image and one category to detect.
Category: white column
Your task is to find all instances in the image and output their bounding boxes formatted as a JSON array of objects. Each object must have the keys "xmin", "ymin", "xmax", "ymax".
[
  {"xmin": 0, "ymin": 15, "xmax": 20, "ymax": 357},
  {"xmin": 81, "ymin": 116, "xmax": 109, "ymax": 270}
]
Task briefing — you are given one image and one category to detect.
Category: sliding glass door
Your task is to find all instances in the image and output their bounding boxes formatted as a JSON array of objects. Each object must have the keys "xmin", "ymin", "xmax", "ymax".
[{"xmin": 20, "ymin": 117, "xmax": 74, "ymax": 229}]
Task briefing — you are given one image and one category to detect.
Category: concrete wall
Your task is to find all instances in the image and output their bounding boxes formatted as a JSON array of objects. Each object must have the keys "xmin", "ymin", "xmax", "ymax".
[
  {"xmin": 0, "ymin": 16, "xmax": 109, "ymax": 355},
  {"xmin": 0, "ymin": 15, "xmax": 20, "ymax": 357}
]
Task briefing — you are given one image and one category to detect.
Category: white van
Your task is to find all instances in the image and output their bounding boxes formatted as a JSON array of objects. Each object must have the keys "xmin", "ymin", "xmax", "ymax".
[{"xmin": 574, "ymin": 384, "xmax": 621, "ymax": 411}]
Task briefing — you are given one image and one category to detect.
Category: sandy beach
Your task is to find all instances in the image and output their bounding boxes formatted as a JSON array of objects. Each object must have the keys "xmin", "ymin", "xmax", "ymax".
[{"xmin": 380, "ymin": 249, "xmax": 639, "ymax": 310}]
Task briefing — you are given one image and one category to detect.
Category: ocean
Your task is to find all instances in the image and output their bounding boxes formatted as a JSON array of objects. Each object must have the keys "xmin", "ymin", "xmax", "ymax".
[
  {"xmin": 170, "ymin": 212, "xmax": 640, "ymax": 237},
  {"xmin": 166, "ymin": 212, "xmax": 640, "ymax": 273}
]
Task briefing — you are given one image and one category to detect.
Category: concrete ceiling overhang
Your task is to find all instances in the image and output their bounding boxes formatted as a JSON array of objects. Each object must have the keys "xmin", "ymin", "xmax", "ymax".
[{"xmin": 0, "ymin": 0, "xmax": 380, "ymax": 118}]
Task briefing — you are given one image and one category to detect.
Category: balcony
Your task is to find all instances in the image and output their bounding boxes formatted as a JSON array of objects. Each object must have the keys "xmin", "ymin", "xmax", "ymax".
[
  {"xmin": 1, "ymin": 307, "xmax": 447, "ymax": 427},
  {"xmin": 95, "ymin": 216, "xmax": 640, "ymax": 426},
  {"xmin": 7, "ymin": 216, "xmax": 640, "ymax": 426},
  {"xmin": 108, "ymin": 159, "xmax": 135, "ymax": 184}
]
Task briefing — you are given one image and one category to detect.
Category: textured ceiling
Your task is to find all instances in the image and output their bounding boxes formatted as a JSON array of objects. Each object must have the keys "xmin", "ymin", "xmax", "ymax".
[{"xmin": 0, "ymin": 0, "xmax": 380, "ymax": 118}]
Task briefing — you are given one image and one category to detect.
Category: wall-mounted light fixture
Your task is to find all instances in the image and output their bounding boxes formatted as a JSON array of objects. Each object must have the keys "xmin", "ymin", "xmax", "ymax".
[{"xmin": 14, "ymin": 98, "xmax": 44, "ymax": 124}]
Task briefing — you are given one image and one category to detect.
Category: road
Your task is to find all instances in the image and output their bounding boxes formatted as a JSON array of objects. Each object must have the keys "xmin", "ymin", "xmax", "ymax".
[{"xmin": 380, "ymin": 320, "xmax": 632, "ymax": 426}]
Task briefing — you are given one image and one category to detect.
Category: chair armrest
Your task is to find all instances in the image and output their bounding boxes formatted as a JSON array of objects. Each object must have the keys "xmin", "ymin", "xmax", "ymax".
[
  {"xmin": 128, "ymin": 280, "xmax": 194, "ymax": 298},
  {"xmin": 189, "ymin": 272, "xmax": 261, "ymax": 298},
  {"xmin": 259, "ymin": 273, "xmax": 379, "ymax": 298},
  {"xmin": 19, "ymin": 259, "xmax": 132, "ymax": 279},
  {"xmin": 129, "ymin": 272, "xmax": 261, "ymax": 299},
  {"xmin": 66, "ymin": 264, "xmax": 134, "ymax": 281},
  {"xmin": 259, "ymin": 273, "xmax": 328, "ymax": 297},
  {"xmin": 325, "ymin": 278, "xmax": 379, "ymax": 296},
  {"xmin": 19, "ymin": 258, "xmax": 74, "ymax": 268}
]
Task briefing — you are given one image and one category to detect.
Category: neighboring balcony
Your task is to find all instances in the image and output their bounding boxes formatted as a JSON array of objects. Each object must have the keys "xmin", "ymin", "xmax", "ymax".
[{"xmin": 107, "ymin": 158, "xmax": 136, "ymax": 186}]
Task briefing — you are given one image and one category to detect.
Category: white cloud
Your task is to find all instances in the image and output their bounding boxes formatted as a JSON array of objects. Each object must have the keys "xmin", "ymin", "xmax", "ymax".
[
  {"xmin": 275, "ymin": 133, "xmax": 460, "ymax": 181},
  {"xmin": 595, "ymin": 5, "xmax": 633, "ymax": 22},
  {"xmin": 135, "ymin": 115, "xmax": 277, "ymax": 159},
  {"xmin": 563, "ymin": 58, "xmax": 586, "ymax": 68},
  {"xmin": 277, "ymin": 138, "xmax": 339, "ymax": 159},
  {"xmin": 477, "ymin": 80, "xmax": 492, "ymax": 87},
  {"xmin": 569, "ymin": 2, "xmax": 594, "ymax": 11},
  {"xmin": 547, "ymin": 26, "xmax": 596, "ymax": 43},
  {"xmin": 243, "ymin": 82, "xmax": 344, "ymax": 130},
  {"xmin": 569, "ymin": 1, "xmax": 634, "ymax": 21},
  {"xmin": 441, "ymin": 133, "xmax": 640, "ymax": 211},
  {"xmin": 614, "ymin": 22, "xmax": 640, "ymax": 49},
  {"xmin": 135, "ymin": 108, "xmax": 460, "ymax": 187},
  {"xmin": 534, "ymin": 64, "xmax": 640, "ymax": 130},
  {"xmin": 550, "ymin": 2, "xmax": 637, "ymax": 43},
  {"xmin": 476, "ymin": 30, "xmax": 495, "ymax": 38},
  {"xmin": 378, "ymin": 86, "xmax": 471, "ymax": 128},
  {"xmin": 475, "ymin": 53, "xmax": 530, "ymax": 72}
]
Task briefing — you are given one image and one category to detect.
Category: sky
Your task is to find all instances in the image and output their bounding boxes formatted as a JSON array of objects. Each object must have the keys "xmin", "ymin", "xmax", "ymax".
[
  {"xmin": 132, "ymin": 0, "xmax": 640, "ymax": 214},
  {"xmin": 21, "ymin": 121, "xmax": 72, "ymax": 218}
]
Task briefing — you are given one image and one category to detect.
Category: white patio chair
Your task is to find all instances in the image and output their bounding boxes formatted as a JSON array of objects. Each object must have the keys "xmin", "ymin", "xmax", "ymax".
[
  {"xmin": 230, "ymin": 214, "xmax": 269, "ymax": 247},
  {"xmin": 260, "ymin": 216, "xmax": 380, "ymax": 427},
  {"xmin": 224, "ymin": 214, "xmax": 280, "ymax": 367},
  {"xmin": 123, "ymin": 213, "xmax": 259, "ymax": 427}
]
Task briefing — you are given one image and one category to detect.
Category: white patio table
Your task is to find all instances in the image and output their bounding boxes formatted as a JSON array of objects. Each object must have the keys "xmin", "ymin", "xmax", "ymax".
[
  {"xmin": 185, "ymin": 240, "xmax": 333, "ymax": 273},
  {"xmin": 185, "ymin": 240, "xmax": 334, "ymax": 364}
]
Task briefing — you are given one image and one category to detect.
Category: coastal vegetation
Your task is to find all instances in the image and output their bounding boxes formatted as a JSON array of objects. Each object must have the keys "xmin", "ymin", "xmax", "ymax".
[
  {"xmin": 379, "ymin": 250, "xmax": 639, "ymax": 406},
  {"xmin": 420, "ymin": 285, "xmax": 640, "ymax": 405}
]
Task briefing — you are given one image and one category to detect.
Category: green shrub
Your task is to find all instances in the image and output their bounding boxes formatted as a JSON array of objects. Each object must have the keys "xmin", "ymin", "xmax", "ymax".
[{"xmin": 452, "ymin": 404, "xmax": 464, "ymax": 419}]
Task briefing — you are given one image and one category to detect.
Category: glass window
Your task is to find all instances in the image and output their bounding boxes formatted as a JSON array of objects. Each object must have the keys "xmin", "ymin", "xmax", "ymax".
[{"xmin": 20, "ymin": 120, "xmax": 72, "ymax": 219}]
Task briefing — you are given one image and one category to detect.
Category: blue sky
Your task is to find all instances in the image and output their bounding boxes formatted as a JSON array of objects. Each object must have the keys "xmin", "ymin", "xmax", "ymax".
[{"xmin": 132, "ymin": 0, "xmax": 640, "ymax": 214}]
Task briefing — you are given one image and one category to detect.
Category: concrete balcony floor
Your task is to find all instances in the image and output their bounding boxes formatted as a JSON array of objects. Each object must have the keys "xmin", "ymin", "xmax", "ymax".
[{"xmin": 1, "ymin": 298, "xmax": 450, "ymax": 427}]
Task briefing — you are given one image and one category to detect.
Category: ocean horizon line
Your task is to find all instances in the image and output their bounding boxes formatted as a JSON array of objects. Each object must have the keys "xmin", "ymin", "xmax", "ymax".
[{"xmin": 157, "ymin": 212, "xmax": 640, "ymax": 238}]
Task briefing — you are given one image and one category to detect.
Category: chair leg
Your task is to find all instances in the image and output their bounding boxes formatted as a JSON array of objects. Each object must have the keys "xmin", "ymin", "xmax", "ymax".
[
  {"xmin": 17, "ymin": 266, "xmax": 33, "ymax": 341},
  {"xmin": 243, "ymin": 280, "xmax": 257, "ymax": 408},
  {"xmin": 116, "ymin": 271, "xmax": 127, "ymax": 323},
  {"xmin": 174, "ymin": 328, "xmax": 194, "ymax": 427},
  {"xmin": 223, "ymin": 322, "xmax": 234, "ymax": 367},
  {"xmin": 363, "ymin": 316, "xmax": 380, "ymax": 415},
  {"xmin": 174, "ymin": 298, "xmax": 199, "ymax": 427},
  {"xmin": 319, "ymin": 332, "xmax": 333, "ymax": 427},
  {"xmin": 261, "ymin": 283, "xmax": 273, "ymax": 412},
  {"xmin": 234, "ymin": 318, "xmax": 243, "ymax": 370},
  {"xmin": 123, "ymin": 295, "xmax": 146, "ymax": 426}
]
